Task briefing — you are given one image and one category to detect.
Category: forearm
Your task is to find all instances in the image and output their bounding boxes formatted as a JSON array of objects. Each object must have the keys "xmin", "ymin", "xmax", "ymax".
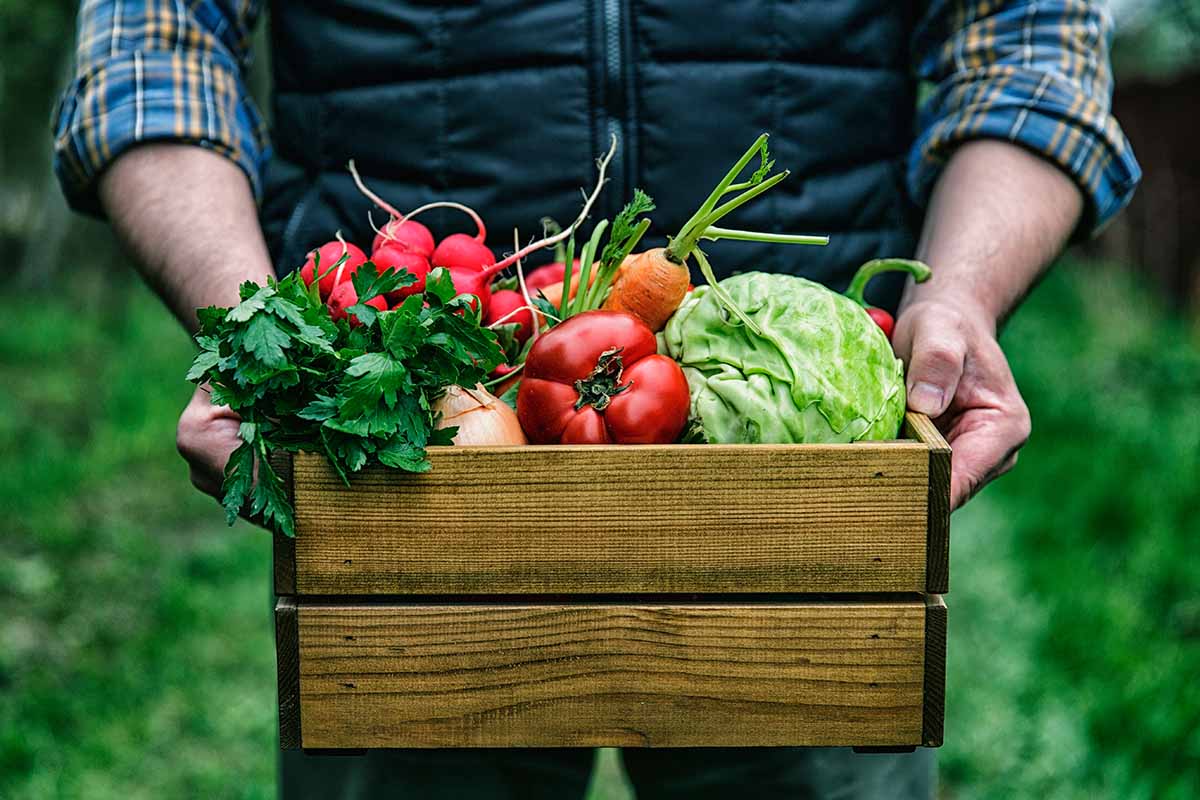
[
  {"xmin": 98, "ymin": 144, "xmax": 274, "ymax": 333},
  {"xmin": 902, "ymin": 140, "xmax": 1083, "ymax": 327}
]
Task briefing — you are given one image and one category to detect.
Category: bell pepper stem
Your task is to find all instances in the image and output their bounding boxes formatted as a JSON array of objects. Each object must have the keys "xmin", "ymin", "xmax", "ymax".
[{"xmin": 844, "ymin": 258, "xmax": 933, "ymax": 307}]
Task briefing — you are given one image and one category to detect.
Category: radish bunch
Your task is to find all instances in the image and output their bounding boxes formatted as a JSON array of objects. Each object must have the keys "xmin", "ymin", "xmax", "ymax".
[{"xmin": 304, "ymin": 149, "xmax": 615, "ymax": 331}]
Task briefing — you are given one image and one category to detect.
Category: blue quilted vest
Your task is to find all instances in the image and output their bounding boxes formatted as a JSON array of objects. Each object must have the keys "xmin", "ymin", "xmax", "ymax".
[{"xmin": 261, "ymin": 1, "xmax": 920, "ymax": 309}]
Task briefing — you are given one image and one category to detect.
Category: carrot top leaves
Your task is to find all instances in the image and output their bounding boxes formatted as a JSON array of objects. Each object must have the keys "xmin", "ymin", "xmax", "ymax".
[{"xmin": 667, "ymin": 134, "xmax": 829, "ymax": 263}]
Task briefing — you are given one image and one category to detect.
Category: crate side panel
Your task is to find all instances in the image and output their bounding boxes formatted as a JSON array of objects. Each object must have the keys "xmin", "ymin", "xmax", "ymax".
[
  {"xmin": 923, "ymin": 594, "xmax": 947, "ymax": 747},
  {"xmin": 903, "ymin": 413, "xmax": 951, "ymax": 593},
  {"xmin": 292, "ymin": 445, "xmax": 929, "ymax": 594},
  {"xmin": 275, "ymin": 597, "xmax": 301, "ymax": 749},
  {"xmin": 295, "ymin": 600, "xmax": 927, "ymax": 749}
]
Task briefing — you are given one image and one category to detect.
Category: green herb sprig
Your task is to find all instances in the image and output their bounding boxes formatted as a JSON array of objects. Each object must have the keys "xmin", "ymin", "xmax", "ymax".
[{"xmin": 188, "ymin": 262, "xmax": 504, "ymax": 536}]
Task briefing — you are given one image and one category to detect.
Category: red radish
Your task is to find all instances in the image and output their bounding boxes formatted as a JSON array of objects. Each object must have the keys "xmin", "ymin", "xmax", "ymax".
[
  {"xmin": 345, "ymin": 142, "xmax": 617, "ymax": 320},
  {"xmin": 526, "ymin": 259, "xmax": 580, "ymax": 291},
  {"xmin": 487, "ymin": 289, "xmax": 534, "ymax": 342},
  {"xmin": 350, "ymin": 159, "xmax": 491, "ymax": 269},
  {"xmin": 372, "ymin": 217, "xmax": 435, "ymax": 259},
  {"xmin": 446, "ymin": 265, "xmax": 493, "ymax": 315},
  {"xmin": 371, "ymin": 243, "xmax": 432, "ymax": 301},
  {"xmin": 432, "ymin": 233, "xmax": 495, "ymax": 272},
  {"xmin": 328, "ymin": 281, "xmax": 387, "ymax": 327},
  {"xmin": 299, "ymin": 240, "xmax": 367, "ymax": 300}
]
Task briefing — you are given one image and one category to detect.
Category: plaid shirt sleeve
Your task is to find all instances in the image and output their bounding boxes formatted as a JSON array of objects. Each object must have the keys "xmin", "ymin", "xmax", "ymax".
[
  {"xmin": 911, "ymin": 0, "xmax": 1141, "ymax": 235},
  {"xmin": 52, "ymin": 0, "xmax": 268, "ymax": 217}
]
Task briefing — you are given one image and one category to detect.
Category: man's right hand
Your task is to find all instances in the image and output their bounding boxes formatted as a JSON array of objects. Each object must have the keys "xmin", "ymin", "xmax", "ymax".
[
  {"xmin": 98, "ymin": 144, "xmax": 276, "ymax": 501},
  {"xmin": 176, "ymin": 385, "xmax": 243, "ymax": 499}
]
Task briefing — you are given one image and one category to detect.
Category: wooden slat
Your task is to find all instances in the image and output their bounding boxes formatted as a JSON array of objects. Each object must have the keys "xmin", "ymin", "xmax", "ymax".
[
  {"xmin": 291, "ymin": 443, "xmax": 930, "ymax": 595},
  {"xmin": 923, "ymin": 594, "xmax": 947, "ymax": 747},
  {"xmin": 275, "ymin": 597, "xmax": 301, "ymax": 749},
  {"xmin": 268, "ymin": 451, "xmax": 296, "ymax": 595},
  {"xmin": 293, "ymin": 599, "xmax": 929, "ymax": 749},
  {"xmin": 904, "ymin": 413, "xmax": 952, "ymax": 593}
]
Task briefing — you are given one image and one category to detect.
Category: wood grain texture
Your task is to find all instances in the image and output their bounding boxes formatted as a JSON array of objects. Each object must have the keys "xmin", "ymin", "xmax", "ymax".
[
  {"xmin": 923, "ymin": 594, "xmax": 947, "ymax": 747},
  {"xmin": 275, "ymin": 597, "xmax": 301, "ymax": 749},
  {"xmin": 904, "ymin": 413, "xmax": 951, "ymax": 593},
  {"xmin": 291, "ymin": 442, "xmax": 930, "ymax": 595},
  {"xmin": 293, "ymin": 599, "xmax": 929, "ymax": 749},
  {"xmin": 268, "ymin": 451, "xmax": 296, "ymax": 595}
]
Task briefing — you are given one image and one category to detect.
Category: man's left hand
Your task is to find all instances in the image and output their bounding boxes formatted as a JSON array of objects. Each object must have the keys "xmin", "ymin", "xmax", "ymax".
[{"xmin": 892, "ymin": 296, "xmax": 1031, "ymax": 510}]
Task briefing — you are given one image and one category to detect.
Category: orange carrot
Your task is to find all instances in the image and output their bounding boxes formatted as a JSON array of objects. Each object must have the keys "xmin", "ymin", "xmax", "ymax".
[
  {"xmin": 601, "ymin": 249, "xmax": 688, "ymax": 332},
  {"xmin": 595, "ymin": 134, "xmax": 828, "ymax": 332}
]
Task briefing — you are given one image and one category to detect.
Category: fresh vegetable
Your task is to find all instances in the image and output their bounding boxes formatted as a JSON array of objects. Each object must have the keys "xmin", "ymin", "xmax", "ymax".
[
  {"xmin": 371, "ymin": 243, "xmax": 432, "ymax": 301},
  {"xmin": 348, "ymin": 141, "xmax": 618, "ymax": 324},
  {"xmin": 486, "ymin": 289, "xmax": 535, "ymax": 342},
  {"xmin": 526, "ymin": 259, "xmax": 579, "ymax": 290},
  {"xmin": 372, "ymin": 217, "xmax": 435, "ymax": 258},
  {"xmin": 432, "ymin": 233, "xmax": 496, "ymax": 272},
  {"xmin": 600, "ymin": 135, "xmax": 828, "ymax": 331},
  {"xmin": 843, "ymin": 258, "xmax": 933, "ymax": 340},
  {"xmin": 663, "ymin": 271, "xmax": 908, "ymax": 444},
  {"xmin": 299, "ymin": 238, "xmax": 367, "ymax": 300},
  {"xmin": 352, "ymin": 159, "xmax": 494, "ymax": 272},
  {"xmin": 446, "ymin": 265, "xmax": 494, "ymax": 315},
  {"xmin": 327, "ymin": 280, "xmax": 388, "ymax": 327},
  {"xmin": 187, "ymin": 264, "xmax": 504, "ymax": 536},
  {"xmin": 517, "ymin": 311, "xmax": 689, "ymax": 444},
  {"xmin": 434, "ymin": 384, "xmax": 527, "ymax": 445}
]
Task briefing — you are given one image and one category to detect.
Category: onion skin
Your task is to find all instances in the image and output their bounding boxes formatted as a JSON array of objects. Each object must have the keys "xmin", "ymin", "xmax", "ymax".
[{"xmin": 434, "ymin": 384, "xmax": 527, "ymax": 446}]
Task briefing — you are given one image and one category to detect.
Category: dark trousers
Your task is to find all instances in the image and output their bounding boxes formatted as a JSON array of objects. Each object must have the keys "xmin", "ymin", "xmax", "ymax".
[{"xmin": 280, "ymin": 747, "xmax": 934, "ymax": 799}]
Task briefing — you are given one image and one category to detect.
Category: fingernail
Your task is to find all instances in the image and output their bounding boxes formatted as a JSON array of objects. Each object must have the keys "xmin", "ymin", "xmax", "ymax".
[{"xmin": 908, "ymin": 381, "xmax": 945, "ymax": 415}]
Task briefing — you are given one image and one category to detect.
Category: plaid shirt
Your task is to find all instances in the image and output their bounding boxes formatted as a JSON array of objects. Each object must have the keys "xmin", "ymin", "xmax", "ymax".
[{"xmin": 53, "ymin": 0, "xmax": 1141, "ymax": 233}]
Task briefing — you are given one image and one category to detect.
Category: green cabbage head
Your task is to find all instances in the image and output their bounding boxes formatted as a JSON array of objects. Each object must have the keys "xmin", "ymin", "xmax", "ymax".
[{"xmin": 662, "ymin": 272, "xmax": 906, "ymax": 444}]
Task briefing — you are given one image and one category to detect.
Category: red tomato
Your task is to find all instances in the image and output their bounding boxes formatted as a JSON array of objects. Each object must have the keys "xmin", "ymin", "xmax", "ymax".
[{"xmin": 517, "ymin": 311, "xmax": 690, "ymax": 444}]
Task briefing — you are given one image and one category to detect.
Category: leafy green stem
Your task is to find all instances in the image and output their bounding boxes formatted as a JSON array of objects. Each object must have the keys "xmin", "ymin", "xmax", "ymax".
[
  {"xmin": 701, "ymin": 227, "xmax": 829, "ymax": 246},
  {"xmin": 692, "ymin": 249, "xmax": 762, "ymax": 337}
]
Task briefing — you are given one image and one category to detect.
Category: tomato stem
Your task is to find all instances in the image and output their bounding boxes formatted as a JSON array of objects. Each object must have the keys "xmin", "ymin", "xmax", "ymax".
[{"xmin": 573, "ymin": 348, "xmax": 631, "ymax": 411}]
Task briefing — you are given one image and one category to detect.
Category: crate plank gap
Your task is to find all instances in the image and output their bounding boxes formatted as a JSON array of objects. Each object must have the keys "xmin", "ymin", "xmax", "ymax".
[{"xmin": 272, "ymin": 411, "xmax": 950, "ymax": 750}]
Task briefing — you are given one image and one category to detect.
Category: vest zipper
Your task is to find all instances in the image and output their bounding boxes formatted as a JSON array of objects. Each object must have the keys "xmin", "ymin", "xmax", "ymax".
[{"xmin": 600, "ymin": 0, "xmax": 627, "ymax": 215}]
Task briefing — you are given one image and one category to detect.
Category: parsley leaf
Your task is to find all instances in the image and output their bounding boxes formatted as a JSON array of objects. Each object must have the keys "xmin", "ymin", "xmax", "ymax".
[{"xmin": 188, "ymin": 260, "xmax": 507, "ymax": 537}]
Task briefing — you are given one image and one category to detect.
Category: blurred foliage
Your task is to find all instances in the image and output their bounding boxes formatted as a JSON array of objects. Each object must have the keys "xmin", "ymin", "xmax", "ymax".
[
  {"xmin": 0, "ymin": 274, "xmax": 276, "ymax": 800},
  {"xmin": 942, "ymin": 260, "xmax": 1200, "ymax": 800},
  {"xmin": 0, "ymin": 0, "xmax": 76, "ymax": 179},
  {"xmin": 1111, "ymin": 0, "xmax": 1200, "ymax": 79}
]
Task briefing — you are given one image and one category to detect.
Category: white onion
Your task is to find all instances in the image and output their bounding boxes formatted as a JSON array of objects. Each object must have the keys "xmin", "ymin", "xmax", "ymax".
[{"xmin": 434, "ymin": 384, "xmax": 527, "ymax": 446}]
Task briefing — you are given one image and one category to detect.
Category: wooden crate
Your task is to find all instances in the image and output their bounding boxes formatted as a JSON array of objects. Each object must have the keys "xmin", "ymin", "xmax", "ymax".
[{"xmin": 274, "ymin": 412, "xmax": 950, "ymax": 751}]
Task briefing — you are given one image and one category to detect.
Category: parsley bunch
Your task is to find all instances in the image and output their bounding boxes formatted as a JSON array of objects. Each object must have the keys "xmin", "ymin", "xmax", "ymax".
[{"xmin": 188, "ymin": 264, "xmax": 505, "ymax": 536}]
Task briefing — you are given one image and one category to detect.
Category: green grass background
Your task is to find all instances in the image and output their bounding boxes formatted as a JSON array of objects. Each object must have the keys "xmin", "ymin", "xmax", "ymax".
[{"xmin": 2, "ymin": 261, "xmax": 1197, "ymax": 799}]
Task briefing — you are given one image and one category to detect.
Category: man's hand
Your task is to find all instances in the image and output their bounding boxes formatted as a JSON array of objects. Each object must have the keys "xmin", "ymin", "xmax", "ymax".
[
  {"xmin": 176, "ymin": 385, "xmax": 243, "ymax": 499},
  {"xmin": 892, "ymin": 299, "xmax": 1030, "ymax": 508},
  {"xmin": 98, "ymin": 144, "xmax": 275, "ymax": 503},
  {"xmin": 902, "ymin": 140, "xmax": 1083, "ymax": 509}
]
